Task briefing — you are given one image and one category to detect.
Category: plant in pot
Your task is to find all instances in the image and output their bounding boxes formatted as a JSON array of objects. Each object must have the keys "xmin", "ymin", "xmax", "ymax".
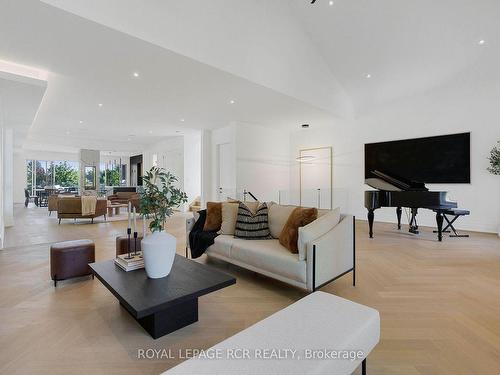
[
  {"xmin": 140, "ymin": 167, "xmax": 188, "ymax": 278},
  {"xmin": 488, "ymin": 141, "xmax": 500, "ymax": 236}
]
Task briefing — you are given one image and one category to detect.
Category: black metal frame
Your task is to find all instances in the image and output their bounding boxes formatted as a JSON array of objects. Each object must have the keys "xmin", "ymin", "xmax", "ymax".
[{"xmin": 312, "ymin": 216, "xmax": 356, "ymax": 292}]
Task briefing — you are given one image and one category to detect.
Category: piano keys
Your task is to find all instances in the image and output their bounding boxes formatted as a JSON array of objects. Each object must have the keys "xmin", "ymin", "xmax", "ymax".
[{"xmin": 365, "ymin": 170, "xmax": 457, "ymax": 241}]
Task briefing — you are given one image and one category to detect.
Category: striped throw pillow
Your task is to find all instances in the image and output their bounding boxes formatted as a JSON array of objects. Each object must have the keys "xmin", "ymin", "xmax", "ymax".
[{"xmin": 234, "ymin": 202, "xmax": 272, "ymax": 239}]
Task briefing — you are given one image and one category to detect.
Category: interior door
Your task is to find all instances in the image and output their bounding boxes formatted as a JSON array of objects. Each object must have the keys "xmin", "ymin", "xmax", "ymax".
[{"xmin": 217, "ymin": 143, "xmax": 235, "ymax": 201}]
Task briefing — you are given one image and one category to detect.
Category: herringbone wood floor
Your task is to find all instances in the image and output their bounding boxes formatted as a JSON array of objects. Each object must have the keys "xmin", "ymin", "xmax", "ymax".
[{"xmin": 1, "ymin": 204, "xmax": 499, "ymax": 374}]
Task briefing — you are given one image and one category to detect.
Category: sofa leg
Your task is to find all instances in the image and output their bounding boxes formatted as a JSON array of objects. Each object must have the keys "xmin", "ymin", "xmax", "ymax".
[
  {"xmin": 362, "ymin": 358, "xmax": 366, "ymax": 375},
  {"xmin": 54, "ymin": 278, "xmax": 57, "ymax": 287},
  {"xmin": 58, "ymin": 218, "xmax": 61, "ymax": 224},
  {"xmin": 91, "ymin": 218, "xmax": 94, "ymax": 224}
]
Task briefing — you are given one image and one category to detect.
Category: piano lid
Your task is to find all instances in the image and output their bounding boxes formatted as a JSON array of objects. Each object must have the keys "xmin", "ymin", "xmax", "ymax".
[{"xmin": 366, "ymin": 170, "xmax": 428, "ymax": 191}]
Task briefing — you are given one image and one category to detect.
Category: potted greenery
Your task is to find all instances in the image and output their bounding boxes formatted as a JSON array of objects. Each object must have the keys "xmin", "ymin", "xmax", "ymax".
[
  {"xmin": 488, "ymin": 141, "xmax": 500, "ymax": 236},
  {"xmin": 140, "ymin": 167, "xmax": 187, "ymax": 278}
]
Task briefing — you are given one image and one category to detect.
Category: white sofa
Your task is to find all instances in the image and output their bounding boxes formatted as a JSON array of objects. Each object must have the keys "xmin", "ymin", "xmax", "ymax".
[{"xmin": 187, "ymin": 205, "xmax": 355, "ymax": 292}]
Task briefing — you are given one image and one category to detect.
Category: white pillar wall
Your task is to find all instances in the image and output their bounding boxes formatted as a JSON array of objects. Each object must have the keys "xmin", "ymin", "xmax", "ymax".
[
  {"xmin": 3, "ymin": 128, "xmax": 14, "ymax": 228},
  {"xmin": 79, "ymin": 149, "xmax": 100, "ymax": 192}
]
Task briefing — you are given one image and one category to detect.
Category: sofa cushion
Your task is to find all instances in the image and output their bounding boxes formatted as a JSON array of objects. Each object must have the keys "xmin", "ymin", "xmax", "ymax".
[
  {"xmin": 234, "ymin": 202, "xmax": 272, "ymax": 239},
  {"xmin": 204, "ymin": 202, "xmax": 222, "ymax": 231},
  {"xmin": 279, "ymin": 207, "xmax": 318, "ymax": 254},
  {"xmin": 268, "ymin": 204, "xmax": 297, "ymax": 238},
  {"xmin": 297, "ymin": 207, "xmax": 341, "ymax": 261},
  {"xmin": 218, "ymin": 202, "xmax": 239, "ymax": 235},
  {"xmin": 208, "ymin": 235, "xmax": 235, "ymax": 258},
  {"xmin": 231, "ymin": 239, "xmax": 306, "ymax": 283}
]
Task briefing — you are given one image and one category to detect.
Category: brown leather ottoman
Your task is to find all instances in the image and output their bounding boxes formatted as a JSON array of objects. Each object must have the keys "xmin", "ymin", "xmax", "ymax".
[
  {"xmin": 50, "ymin": 239, "xmax": 95, "ymax": 287},
  {"xmin": 116, "ymin": 235, "xmax": 143, "ymax": 257}
]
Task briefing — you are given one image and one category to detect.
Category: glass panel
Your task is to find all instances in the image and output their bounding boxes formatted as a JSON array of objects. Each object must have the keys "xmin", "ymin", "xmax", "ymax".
[{"xmin": 54, "ymin": 161, "xmax": 79, "ymax": 190}]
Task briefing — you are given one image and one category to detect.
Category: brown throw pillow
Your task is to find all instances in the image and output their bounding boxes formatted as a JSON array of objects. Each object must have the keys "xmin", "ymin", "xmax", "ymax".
[
  {"xmin": 279, "ymin": 207, "xmax": 318, "ymax": 253},
  {"xmin": 203, "ymin": 202, "xmax": 222, "ymax": 231}
]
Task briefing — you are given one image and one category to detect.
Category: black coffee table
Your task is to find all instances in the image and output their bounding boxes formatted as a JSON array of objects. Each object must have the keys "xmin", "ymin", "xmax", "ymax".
[{"xmin": 90, "ymin": 255, "xmax": 236, "ymax": 339}]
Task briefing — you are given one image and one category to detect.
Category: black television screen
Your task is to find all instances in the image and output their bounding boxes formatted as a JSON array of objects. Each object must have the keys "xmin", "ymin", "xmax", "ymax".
[{"xmin": 364, "ymin": 133, "xmax": 470, "ymax": 184}]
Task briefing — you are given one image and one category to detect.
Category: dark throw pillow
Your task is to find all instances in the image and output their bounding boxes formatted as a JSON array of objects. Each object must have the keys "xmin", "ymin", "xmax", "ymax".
[
  {"xmin": 203, "ymin": 202, "xmax": 222, "ymax": 232},
  {"xmin": 234, "ymin": 202, "xmax": 272, "ymax": 240},
  {"xmin": 279, "ymin": 207, "xmax": 318, "ymax": 253}
]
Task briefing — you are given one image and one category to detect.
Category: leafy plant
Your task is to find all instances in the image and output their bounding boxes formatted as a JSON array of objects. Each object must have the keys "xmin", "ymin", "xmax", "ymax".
[
  {"xmin": 140, "ymin": 167, "xmax": 188, "ymax": 233},
  {"xmin": 488, "ymin": 141, "xmax": 500, "ymax": 175}
]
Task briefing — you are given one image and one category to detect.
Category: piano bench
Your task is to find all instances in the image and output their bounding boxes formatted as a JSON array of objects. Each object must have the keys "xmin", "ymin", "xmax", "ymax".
[{"xmin": 434, "ymin": 209, "xmax": 470, "ymax": 238}]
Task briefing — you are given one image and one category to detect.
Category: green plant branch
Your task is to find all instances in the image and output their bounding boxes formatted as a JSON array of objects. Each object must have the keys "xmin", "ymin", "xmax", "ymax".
[{"xmin": 139, "ymin": 167, "xmax": 188, "ymax": 232}]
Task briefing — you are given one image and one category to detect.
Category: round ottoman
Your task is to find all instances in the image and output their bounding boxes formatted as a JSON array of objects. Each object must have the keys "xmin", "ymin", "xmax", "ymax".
[{"xmin": 50, "ymin": 239, "xmax": 95, "ymax": 287}]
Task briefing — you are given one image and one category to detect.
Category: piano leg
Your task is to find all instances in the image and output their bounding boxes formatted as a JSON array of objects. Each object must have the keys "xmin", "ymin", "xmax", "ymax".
[
  {"xmin": 368, "ymin": 209, "xmax": 374, "ymax": 238},
  {"xmin": 436, "ymin": 211, "xmax": 444, "ymax": 242},
  {"xmin": 396, "ymin": 207, "xmax": 402, "ymax": 230}
]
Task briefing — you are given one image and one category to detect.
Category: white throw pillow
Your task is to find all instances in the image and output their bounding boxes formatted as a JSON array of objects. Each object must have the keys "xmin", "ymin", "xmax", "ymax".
[
  {"xmin": 297, "ymin": 207, "xmax": 341, "ymax": 261},
  {"xmin": 218, "ymin": 202, "xmax": 239, "ymax": 235},
  {"xmin": 268, "ymin": 204, "xmax": 297, "ymax": 238}
]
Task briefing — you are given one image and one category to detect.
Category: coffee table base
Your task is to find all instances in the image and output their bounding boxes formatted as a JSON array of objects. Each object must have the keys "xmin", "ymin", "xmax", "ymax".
[{"xmin": 122, "ymin": 298, "xmax": 199, "ymax": 339}]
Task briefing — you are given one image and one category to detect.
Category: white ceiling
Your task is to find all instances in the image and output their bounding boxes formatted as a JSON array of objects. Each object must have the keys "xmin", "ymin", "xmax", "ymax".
[
  {"xmin": 0, "ymin": 0, "xmax": 335, "ymax": 153},
  {"xmin": 290, "ymin": 0, "xmax": 500, "ymax": 114},
  {"xmin": 0, "ymin": 72, "xmax": 47, "ymax": 148},
  {"xmin": 1, "ymin": 0, "xmax": 499, "ymax": 153}
]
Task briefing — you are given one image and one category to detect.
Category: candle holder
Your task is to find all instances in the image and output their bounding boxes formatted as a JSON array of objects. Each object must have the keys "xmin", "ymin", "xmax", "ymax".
[
  {"xmin": 124, "ymin": 227, "xmax": 133, "ymax": 260},
  {"xmin": 133, "ymin": 231, "xmax": 139, "ymax": 257}
]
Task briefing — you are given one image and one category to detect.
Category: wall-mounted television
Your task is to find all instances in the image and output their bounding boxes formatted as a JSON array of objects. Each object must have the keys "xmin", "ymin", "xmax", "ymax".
[{"xmin": 364, "ymin": 132, "xmax": 470, "ymax": 184}]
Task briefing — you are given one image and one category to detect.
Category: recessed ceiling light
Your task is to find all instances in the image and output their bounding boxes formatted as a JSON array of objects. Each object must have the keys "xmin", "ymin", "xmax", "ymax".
[
  {"xmin": 180, "ymin": 118, "xmax": 185, "ymax": 122},
  {"xmin": 133, "ymin": 72, "xmax": 139, "ymax": 77},
  {"xmin": 329, "ymin": 1, "xmax": 334, "ymax": 5},
  {"xmin": 365, "ymin": 73, "xmax": 372, "ymax": 79},
  {"xmin": 148, "ymin": 130, "xmax": 153, "ymax": 134},
  {"xmin": 79, "ymin": 120, "xmax": 83, "ymax": 124},
  {"xmin": 478, "ymin": 39, "xmax": 486, "ymax": 45},
  {"xmin": 229, "ymin": 100, "xmax": 235, "ymax": 104},
  {"xmin": 98, "ymin": 103, "xmax": 103, "ymax": 107}
]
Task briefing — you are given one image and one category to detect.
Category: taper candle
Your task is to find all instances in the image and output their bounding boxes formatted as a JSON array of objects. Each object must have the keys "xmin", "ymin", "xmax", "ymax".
[
  {"xmin": 133, "ymin": 206, "xmax": 137, "ymax": 233},
  {"xmin": 127, "ymin": 201, "xmax": 131, "ymax": 228}
]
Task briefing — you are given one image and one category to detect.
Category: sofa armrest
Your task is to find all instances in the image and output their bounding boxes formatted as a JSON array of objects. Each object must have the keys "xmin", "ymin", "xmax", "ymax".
[{"xmin": 306, "ymin": 215, "xmax": 355, "ymax": 291}]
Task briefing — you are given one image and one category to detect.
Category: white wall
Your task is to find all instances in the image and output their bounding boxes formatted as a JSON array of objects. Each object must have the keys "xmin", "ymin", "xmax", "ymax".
[
  {"xmin": 183, "ymin": 132, "xmax": 202, "ymax": 208},
  {"xmin": 2, "ymin": 128, "xmax": 13, "ymax": 227},
  {"xmin": 290, "ymin": 74, "xmax": 500, "ymax": 233},
  {"xmin": 205, "ymin": 123, "xmax": 290, "ymax": 204},
  {"xmin": 235, "ymin": 124, "xmax": 290, "ymax": 202}
]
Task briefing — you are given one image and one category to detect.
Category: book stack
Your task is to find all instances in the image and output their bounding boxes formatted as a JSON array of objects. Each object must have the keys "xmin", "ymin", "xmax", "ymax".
[{"xmin": 114, "ymin": 252, "xmax": 144, "ymax": 272}]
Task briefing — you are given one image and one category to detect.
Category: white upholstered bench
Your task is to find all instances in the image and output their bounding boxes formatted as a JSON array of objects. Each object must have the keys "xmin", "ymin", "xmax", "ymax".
[{"xmin": 162, "ymin": 291, "xmax": 380, "ymax": 375}]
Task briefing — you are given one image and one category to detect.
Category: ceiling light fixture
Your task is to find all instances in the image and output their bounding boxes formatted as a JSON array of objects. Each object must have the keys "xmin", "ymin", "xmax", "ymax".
[
  {"xmin": 329, "ymin": 1, "xmax": 334, "ymax": 5},
  {"xmin": 148, "ymin": 130, "xmax": 153, "ymax": 134},
  {"xmin": 180, "ymin": 118, "xmax": 185, "ymax": 122},
  {"xmin": 478, "ymin": 39, "xmax": 486, "ymax": 45},
  {"xmin": 229, "ymin": 100, "xmax": 235, "ymax": 104},
  {"xmin": 133, "ymin": 72, "xmax": 139, "ymax": 77},
  {"xmin": 301, "ymin": 124, "xmax": 310, "ymax": 129},
  {"xmin": 365, "ymin": 73, "xmax": 372, "ymax": 79},
  {"xmin": 98, "ymin": 103, "xmax": 103, "ymax": 107},
  {"xmin": 79, "ymin": 120, "xmax": 83, "ymax": 124}
]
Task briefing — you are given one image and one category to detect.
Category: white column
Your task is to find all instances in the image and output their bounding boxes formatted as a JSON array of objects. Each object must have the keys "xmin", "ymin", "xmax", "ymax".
[{"xmin": 3, "ymin": 128, "xmax": 14, "ymax": 228}]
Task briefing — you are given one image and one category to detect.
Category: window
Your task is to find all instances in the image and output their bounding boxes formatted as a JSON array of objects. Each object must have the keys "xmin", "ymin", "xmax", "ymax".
[
  {"xmin": 26, "ymin": 159, "xmax": 79, "ymax": 194},
  {"xmin": 100, "ymin": 159, "xmax": 127, "ymax": 188}
]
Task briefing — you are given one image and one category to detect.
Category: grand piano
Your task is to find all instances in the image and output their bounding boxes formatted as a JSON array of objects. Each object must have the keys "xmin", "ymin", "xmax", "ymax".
[{"xmin": 365, "ymin": 170, "xmax": 457, "ymax": 241}]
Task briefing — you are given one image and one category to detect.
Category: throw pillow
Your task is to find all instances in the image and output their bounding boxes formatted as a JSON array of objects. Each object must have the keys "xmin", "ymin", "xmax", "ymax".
[
  {"xmin": 203, "ymin": 202, "xmax": 222, "ymax": 231},
  {"xmin": 279, "ymin": 207, "xmax": 318, "ymax": 254},
  {"xmin": 218, "ymin": 202, "xmax": 240, "ymax": 235},
  {"xmin": 268, "ymin": 204, "xmax": 297, "ymax": 238},
  {"xmin": 297, "ymin": 207, "xmax": 341, "ymax": 261},
  {"xmin": 234, "ymin": 202, "xmax": 272, "ymax": 239}
]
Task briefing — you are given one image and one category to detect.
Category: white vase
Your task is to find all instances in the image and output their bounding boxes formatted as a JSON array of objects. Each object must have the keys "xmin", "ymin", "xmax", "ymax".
[{"xmin": 142, "ymin": 231, "xmax": 176, "ymax": 278}]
